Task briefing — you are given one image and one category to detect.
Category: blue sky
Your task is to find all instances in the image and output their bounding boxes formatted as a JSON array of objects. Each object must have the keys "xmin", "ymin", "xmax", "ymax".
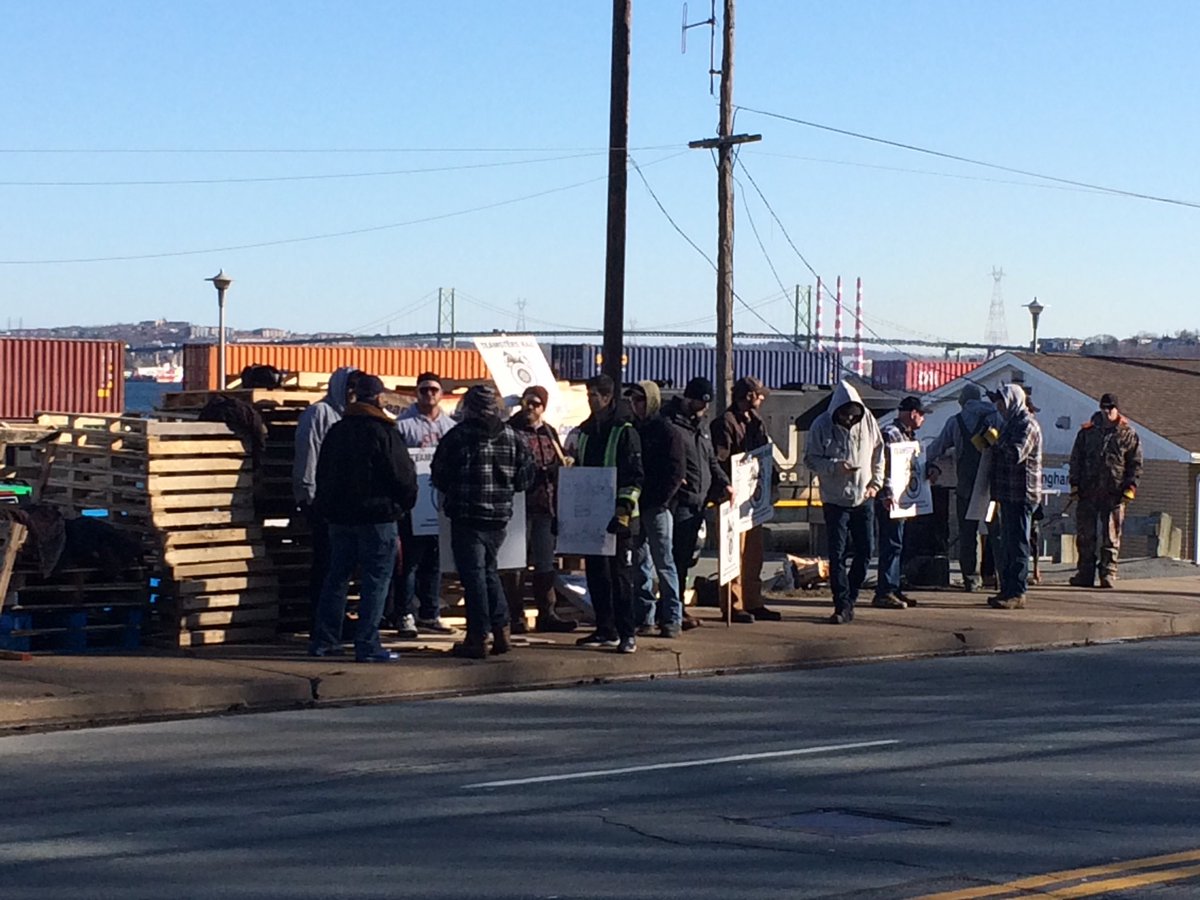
[{"xmin": 2, "ymin": 1, "xmax": 1197, "ymax": 349}]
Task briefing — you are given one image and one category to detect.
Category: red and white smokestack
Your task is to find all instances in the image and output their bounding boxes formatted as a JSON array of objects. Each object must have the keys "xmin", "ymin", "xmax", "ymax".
[
  {"xmin": 814, "ymin": 277, "xmax": 824, "ymax": 351},
  {"xmin": 855, "ymin": 277, "xmax": 865, "ymax": 376},
  {"xmin": 835, "ymin": 276, "xmax": 843, "ymax": 355}
]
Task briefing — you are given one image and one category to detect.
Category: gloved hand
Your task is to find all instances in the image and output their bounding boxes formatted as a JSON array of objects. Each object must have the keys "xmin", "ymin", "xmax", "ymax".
[
  {"xmin": 971, "ymin": 426, "xmax": 1000, "ymax": 452},
  {"xmin": 1122, "ymin": 486, "xmax": 1136, "ymax": 503},
  {"xmin": 606, "ymin": 502, "xmax": 633, "ymax": 536}
]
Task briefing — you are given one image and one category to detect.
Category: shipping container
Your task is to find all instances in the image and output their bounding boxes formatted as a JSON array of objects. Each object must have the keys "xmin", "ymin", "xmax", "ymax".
[
  {"xmin": 547, "ymin": 344, "xmax": 841, "ymax": 390},
  {"xmin": 870, "ymin": 359, "xmax": 982, "ymax": 394},
  {"xmin": 0, "ymin": 338, "xmax": 124, "ymax": 420},
  {"xmin": 182, "ymin": 343, "xmax": 490, "ymax": 391}
]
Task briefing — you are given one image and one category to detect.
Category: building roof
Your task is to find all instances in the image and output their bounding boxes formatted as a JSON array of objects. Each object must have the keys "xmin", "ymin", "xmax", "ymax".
[{"xmin": 1018, "ymin": 353, "xmax": 1200, "ymax": 454}]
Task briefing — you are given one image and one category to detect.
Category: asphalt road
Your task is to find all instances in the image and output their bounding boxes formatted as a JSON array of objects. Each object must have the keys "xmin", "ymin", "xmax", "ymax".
[{"xmin": 5, "ymin": 638, "xmax": 1200, "ymax": 899}]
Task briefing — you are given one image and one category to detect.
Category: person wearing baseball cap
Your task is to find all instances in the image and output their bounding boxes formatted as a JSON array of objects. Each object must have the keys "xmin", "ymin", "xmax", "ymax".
[
  {"xmin": 872, "ymin": 395, "xmax": 931, "ymax": 610},
  {"xmin": 309, "ymin": 373, "xmax": 418, "ymax": 663},
  {"xmin": 1067, "ymin": 392, "xmax": 1143, "ymax": 589},
  {"xmin": 712, "ymin": 375, "xmax": 780, "ymax": 623}
]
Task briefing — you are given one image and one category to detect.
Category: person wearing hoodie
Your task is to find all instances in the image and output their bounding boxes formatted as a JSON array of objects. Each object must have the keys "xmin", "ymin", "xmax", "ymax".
[
  {"xmin": 625, "ymin": 380, "xmax": 686, "ymax": 637},
  {"xmin": 803, "ymin": 380, "xmax": 885, "ymax": 624},
  {"xmin": 662, "ymin": 377, "xmax": 733, "ymax": 628},
  {"xmin": 394, "ymin": 371, "xmax": 458, "ymax": 637},
  {"xmin": 712, "ymin": 375, "xmax": 782, "ymax": 623},
  {"xmin": 501, "ymin": 384, "xmax": 577, "ymax": 634},
  {"xmin": 292, "ymin": 366, "xmax": 361, "ymax": 625},
  {"xmin": 573, "ymin": 374, "xmax": 645, "ymax": 654},
  {"xmin": 1068, "ymin": 392, "xmax": 1142, "ymax": 589},
  {"xmin": 431, "ymin": 384, "xmax": 535, "ymax": 659},
  {"xmin": 927, "ymin": 383, "xmax": 1004, "ymax": 592},
  {"xmin": 984, "ymin": 383, "xmax": 1043, "ymax": 609},
  {"xmin": 309, "ymin": 375, "xmax": 417, "ymax": 662}
]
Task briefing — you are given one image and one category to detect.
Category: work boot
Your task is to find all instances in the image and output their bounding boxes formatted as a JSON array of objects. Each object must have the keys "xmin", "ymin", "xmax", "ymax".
[
  {"xmin": 749, "ymin": 606, "xmax": 782, "ymax": 621},
  {"xmin": 1068, "ymin": 573, "xmax": 1095, "ymax": 588},
  {"xmin": 895, "ymin": 591, "xmax": 917, "ymax": 607},
  {"xmin": 450, "ymin": 636, "xmax": 488, "ymax": 659},
  {"xmin": 681, "ymin": 613, "xmax": 702, "ymax": 631},
  {"xmin": 502, "ymin": 572, "xmax": 528, "ymax": 634},
  {"xmin": 490, "ymin": 624, "xmax": 512, "ymax": 656},
  {"xmin": 1098, "ymin": 576, "xmax": 1115, "ymax": 589},
  {"xmin": 990, "ymin": 594, "xmax": 1026, "ymax": 610},
  {"xmin": 872, "ymin": 593, "xmax": 907, "ymax": 609},
  {"xmin": 532, "ymin": 573, "xmax": 576, "ymax": 632}
]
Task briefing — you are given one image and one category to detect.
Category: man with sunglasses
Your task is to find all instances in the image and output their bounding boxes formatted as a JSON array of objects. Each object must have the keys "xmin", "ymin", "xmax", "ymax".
[
  {"xmin": 804, "ymin": 380, "xmax": 885, "ymax": 624},
  {"xmin": 394, "ymin": 372, "xmax": 457, "ymax": 636},
  {"xmin": 1068, "ymin": 392, "xmax": 1142, "ymax": 589}
]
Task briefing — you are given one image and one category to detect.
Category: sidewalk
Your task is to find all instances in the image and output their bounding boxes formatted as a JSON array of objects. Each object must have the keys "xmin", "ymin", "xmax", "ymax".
[{"xmin": 2, "ymin": 572, "xmax": 1199, "ymax": 733}]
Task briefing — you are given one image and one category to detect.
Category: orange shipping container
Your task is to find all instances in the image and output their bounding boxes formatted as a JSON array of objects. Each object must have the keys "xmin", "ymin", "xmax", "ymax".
[
  {"xmin": 0, "ymin": 338, "xmax": 124, "ymax": 420},
  {"xmin": 182, "ymin": 343, "xmax": 490, "ymax": 391}
]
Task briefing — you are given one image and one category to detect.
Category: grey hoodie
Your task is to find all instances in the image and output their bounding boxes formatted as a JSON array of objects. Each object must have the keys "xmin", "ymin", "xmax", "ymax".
[
  {"xmin": 803, "ymin": 380, "xmax": 885, "ymax": 507},
  {"xmin": 927, "ymin": 394, "xmax": 1003, "ymax": 494},
  {"xmin": 292, "ymin": 366, "xmax": 358, "ymax": 505}
]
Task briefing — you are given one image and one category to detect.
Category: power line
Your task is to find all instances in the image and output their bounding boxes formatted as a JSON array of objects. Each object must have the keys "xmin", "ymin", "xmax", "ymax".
[
  {"xmin": 0, "ymin": 151, "xmax": 615, "ymax": 187},
  {"xmin": 0, "ymin": 144, "xmax": 682, "ymax": 155},
  {"xmin": 347, "ymin": 290, "xmax": 439, "ymax": 335},
  {"xmin": 736, "ymin": 105, "xmax": 1200, "ymax": 210}
]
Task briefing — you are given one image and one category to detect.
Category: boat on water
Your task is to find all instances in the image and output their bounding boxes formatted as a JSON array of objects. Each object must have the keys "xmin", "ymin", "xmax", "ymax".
[{"xmin": 131, "ymin": 364, "xmax": 184, "ymax": 384}]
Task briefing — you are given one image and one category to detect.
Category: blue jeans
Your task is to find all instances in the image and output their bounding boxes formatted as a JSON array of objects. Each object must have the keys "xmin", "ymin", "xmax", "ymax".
[
  {"xmin": 996, "ymin": 500, "xmax": 1034, "ymax": 598},
  {"xmin": 449, "ymin": 520, "xmax": 508, "ymax": 641},
  {"xmin": 874, "ymin": 502, "xmax": 905, "ymax": 597},
  {"xmin": 310, "ymin": 521, "xmax": 398, "ymax": 659},
  {"xmin": 400, "ymin": 521, "xmax": 441, "ymax": 621},
  {"xmin": 824, "ymin": 502, "xmax": 874, "ymax": 615},
  {"xmin": 634, "ymin": 506, "xmax": 682, "ymax": 629}
]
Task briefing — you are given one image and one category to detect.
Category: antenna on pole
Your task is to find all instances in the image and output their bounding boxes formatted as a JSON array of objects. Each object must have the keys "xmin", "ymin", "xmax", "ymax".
[{"xmin": 681, "ymin": 0, "xmax": 718, "ymax": 93}]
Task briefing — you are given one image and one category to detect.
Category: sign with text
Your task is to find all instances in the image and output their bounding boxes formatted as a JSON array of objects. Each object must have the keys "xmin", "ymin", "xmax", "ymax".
[
  {"xmin": 555, "ymin": 466, "xmax": 617, "ymax": 557},
  {"xmin": 1042, "ymin": 466, "xmax": 1070, "ymax": 495},
  {"xmin": 718, "ymin": 500, "xmax": 741, "ymax": 585},
  {"xmin": 731, "ymin": 444, "xmax": 774, "ymax": 533},
  {"xmin": 473, "ymin": 334, "xmax": 561, "ymax": 422},
  {"xmin": 409, "ymin": 448, "xmax": 440, "ymax": 536},
  {"xmin": 887, "ymin": 440, "xmax": 933, "ymax": 519}
]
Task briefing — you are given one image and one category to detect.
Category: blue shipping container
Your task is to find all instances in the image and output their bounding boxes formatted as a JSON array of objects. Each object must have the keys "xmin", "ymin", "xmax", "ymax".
[{"xmin": 547, "ymin": 344, "xmax": 841, "ymax": 389}]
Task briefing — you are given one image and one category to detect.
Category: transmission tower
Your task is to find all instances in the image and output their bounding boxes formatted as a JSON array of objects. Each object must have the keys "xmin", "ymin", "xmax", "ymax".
[
  {"xmin": 984, "ymin": 267, "xmax": 1009, "ymax": 346},
  {"xmin": 515, "ymin": 298, "xmax": 527, "ymax": 332},
  {"xmin": 436, "ymin": 287, "xmax": 456, "ymax": 348}
]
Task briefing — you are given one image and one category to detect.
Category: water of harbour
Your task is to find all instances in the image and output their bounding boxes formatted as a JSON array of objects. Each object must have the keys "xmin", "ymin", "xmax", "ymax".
[{"xmin": 125, "ymin": 380, "xmax": 182, "ymax": 414}]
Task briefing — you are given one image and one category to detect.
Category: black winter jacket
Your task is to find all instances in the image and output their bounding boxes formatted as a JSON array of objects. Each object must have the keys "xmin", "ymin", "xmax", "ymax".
[
  {"xmin": 315, "ymin": 403, "xmax": 418, "ymax": 524},
  {"xmin": 636, "ymin": 415, "xmax": 686, "ymax": 510},
  {"xmin": 662, "ymin": 396, "xmax": 729, "ymax": 510},
  {"xmin": 577, "ymin": 400, "xmax": 644, "ymax": 515}
]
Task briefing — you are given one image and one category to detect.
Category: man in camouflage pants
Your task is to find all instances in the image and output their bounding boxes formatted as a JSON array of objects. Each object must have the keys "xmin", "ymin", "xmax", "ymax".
[{"xmin": 1068, "ymin": 392, "xmax": 1143, "ymax": 589}]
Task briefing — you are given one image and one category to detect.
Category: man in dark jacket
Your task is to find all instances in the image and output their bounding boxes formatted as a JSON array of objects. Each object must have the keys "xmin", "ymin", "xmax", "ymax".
[
  {"xmin": 431, "ymin": 384, "xmax": 535, "ymax": 659},
  {"xmin": 309, "ymin": 375, "xmax": 417, "ymax": 662},
  {"xmin": 985, "ymin": 384, "xmax": 1043, "ymax": 609},
  {"xmin": 1068, "ymin": 392, "xmax": 1143, "ymax": 589},
  {"xmin": 662, "ymin": 377, "xmax": 733, "ymax": 624},
  {"xmin": 626, "ymin": 380, "xmax": 686, "ymax": 637},
  {"xmin": 712, "ymin": 375, "xmax": 780, "ymax": 623},
  {"xmin": 574, "ymin": 374, "xmax": 645, "ymax": 654}
]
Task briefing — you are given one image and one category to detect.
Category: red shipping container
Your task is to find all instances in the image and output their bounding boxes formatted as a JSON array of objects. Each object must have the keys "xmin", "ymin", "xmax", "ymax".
[
  {"xmin": 871, "ymin": 359, "xmax": 982, "ymax": 394},
  {"xmin": 0, "ymin": 338, "xmax": 124, "ymax": 420},
  {"xmin": 183, "ymin": 343, "xmax": 490, "ymax": 391}
]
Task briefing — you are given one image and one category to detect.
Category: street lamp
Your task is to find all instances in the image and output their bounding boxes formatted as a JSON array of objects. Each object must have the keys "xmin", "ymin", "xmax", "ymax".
[
  {"xmin": 1025, "ymin": 297, "xmax": 1044, "ymax": 354},
  {"xmin": 206, "ymin": 270, "xmax": 233, "ymax": 389}
]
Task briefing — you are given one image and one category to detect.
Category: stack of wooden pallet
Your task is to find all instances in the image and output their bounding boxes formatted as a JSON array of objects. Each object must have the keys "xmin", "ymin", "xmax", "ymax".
[{"xmin": 18, "ymin": 414, "xmax": 279, "ymax": 647}]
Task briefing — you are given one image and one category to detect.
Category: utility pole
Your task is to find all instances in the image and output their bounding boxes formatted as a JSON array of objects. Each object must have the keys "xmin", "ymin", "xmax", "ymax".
[
  {"xmin": 601, "ymin": 0, "xmax": 631, "ymax": 387},
  {"xmin": 688, "ymin": 0, "xmax": 759, "ymax": 415}
]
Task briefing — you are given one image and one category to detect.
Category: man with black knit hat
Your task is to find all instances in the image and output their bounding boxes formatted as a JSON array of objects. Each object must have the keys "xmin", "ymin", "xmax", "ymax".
[
  {"xmin": 1068, "ymin": 392, "xmax": 1142, "ymax": 589},
  {"xmin": 431, "ymin": 384, "xmax": 535, "ymax": 658},
  {"xmin": 394, "ymin": 371, "xmax": 457, "ymax": 637},
  {"xmin": 310, "ymin": 374, "xmax": 417, "ymax": 662}
]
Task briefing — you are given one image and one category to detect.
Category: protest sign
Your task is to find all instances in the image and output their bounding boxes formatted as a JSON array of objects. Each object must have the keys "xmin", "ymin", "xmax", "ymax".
[
  {"xmin": 731, "ymin": 444, "xmax": 774, "ymax": 533},
  {"xmin": 718, "ymin": 500, "xmax": 741, "ymax": 585},
  {"xmin": 887, "ymin": 440, "xmax": 933, "ymax": 519},
  {"xmin": 409, "ymin": 448, "xmax": 440, "ymax": 537},
  {"xmin": 555, "ymin": 466, "xmax": 616, "ymax": 557},
  {"xmin": 438, "ymin": 493, "xmax": 527, "ymax": 573},
  {"xmin": 473, "ymin": 334, "xmax": 561, "ymax": 422}
]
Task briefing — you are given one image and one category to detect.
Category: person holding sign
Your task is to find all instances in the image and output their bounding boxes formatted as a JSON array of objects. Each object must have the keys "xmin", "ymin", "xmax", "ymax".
[
  {"xmin": 502, "ymin": 385, "xmax": 577, "ymax": 633},
  {"xmin": 431, "ymin": 385, "xmax": 535, "ymax": 659},
  {"xmin": 873, "ymin": 396, "xmax": 930, "ymax": 609},
  {"xmin": 1068, "ymin": 392, "xmax": 1142, "ymax": 589},
  {"xmin": 804, "ymin": 380, "xmax": 885, "ymax": 625},
  {"xmin": 712, "ymin": 376, "xmax": 781, "ymax": 623},
  {"xmin": 573, "ymin": 374, "xmax": 644, "ymax": 654}
]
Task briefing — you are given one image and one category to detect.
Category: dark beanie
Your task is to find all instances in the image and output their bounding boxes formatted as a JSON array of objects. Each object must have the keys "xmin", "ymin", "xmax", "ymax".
[
  {"xmin": 684, "ymin": 376, "xmax": 714, "ymax": 402},
  {"xmin": 522, "ymin": 385, "xmax": 549, "ymax": 406},
  {"xmin": 1100, "ymin": 392, "xmax": 1119, "ymax": 409},
  {"xmin": 463, "ymin": 384, "xmax": 498, "ymax": 417}
]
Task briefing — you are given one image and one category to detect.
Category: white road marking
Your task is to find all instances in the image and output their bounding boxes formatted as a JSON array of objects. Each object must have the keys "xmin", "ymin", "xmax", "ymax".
[{"xmin": 461, "ymin": 739, "xmax": 900, "ymax": 789}]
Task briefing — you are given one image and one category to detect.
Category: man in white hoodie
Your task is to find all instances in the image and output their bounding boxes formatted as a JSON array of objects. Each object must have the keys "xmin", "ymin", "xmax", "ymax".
[{"xmin": 803, "ymin": 380, "xmax": 885, "ymax": 624}]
